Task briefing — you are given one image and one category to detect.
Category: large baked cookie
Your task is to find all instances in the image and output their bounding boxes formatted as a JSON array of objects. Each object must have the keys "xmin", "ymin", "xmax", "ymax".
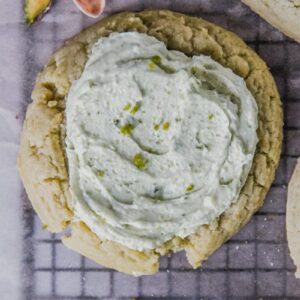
[{"xmin": 18, "ymin": 10, "xmax": 282, "ymax": 275}]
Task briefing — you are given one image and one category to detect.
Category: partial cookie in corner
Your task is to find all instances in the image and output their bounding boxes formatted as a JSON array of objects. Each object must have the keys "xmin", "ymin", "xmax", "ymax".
[
  {"xmin": 287, "ymin": 158, "xmax": 300, "ymax": 278},
  {"xmin": 18, "ymin": 10, "xmax": 283, "ymax": 275},
  {"xmin": 242, "ymin": 0, "xmax": 300, "ymax": 42}
]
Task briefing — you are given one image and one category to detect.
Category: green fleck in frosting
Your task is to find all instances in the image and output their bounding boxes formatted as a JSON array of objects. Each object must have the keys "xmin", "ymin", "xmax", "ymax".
[
  {"xmin": 123, "ymin": 103, "xmax": 131, "ymax": 111},
  {"xmin": 151, "ymin": 55, "xmax": 161, "ymax": 65},
  {"xmin": 130, "ymin": 102, "xmax": 141, "ymax": 115},
  {"xmin": 186, "ymin": 184, "xmax": 194, "ymax": 192},
  {"xmin": 98, "ymin": 170, "xmax": 105, "ymax": 177},
  {"xmin": 120, "ymin": 124, "xmax": 135, "ymax": 135},
  {"xmin": 162, "ymin": 122, "xmax": 170, "ymax": 130},
  {"xmin": 133, "ymin": 153, "xmax": 148, "ymax": 170},
  {"xmin": 154, "ymin": 124, "xmax": 160, "ymax": 130}
]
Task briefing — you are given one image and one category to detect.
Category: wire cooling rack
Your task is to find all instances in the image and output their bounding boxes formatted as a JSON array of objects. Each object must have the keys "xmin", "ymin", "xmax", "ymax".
[{"xmin": 21, "ymin": 0, "xmax": 300, "ymax": 299}]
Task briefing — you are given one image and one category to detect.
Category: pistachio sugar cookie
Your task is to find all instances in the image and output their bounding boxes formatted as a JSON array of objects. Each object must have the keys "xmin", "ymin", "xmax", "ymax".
[{"xmin": 18, "ymin": 10, "xmax": 282, "ymax": 275}]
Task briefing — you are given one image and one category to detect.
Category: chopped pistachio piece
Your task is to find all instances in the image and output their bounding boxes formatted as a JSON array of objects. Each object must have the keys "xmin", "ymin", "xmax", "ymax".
[
  {"xmin": 241, "ymin": 141, "xmax": 248, "ymax": 153},
  {"xmin": 148, "ymin": 55, "xmax": 161, "ymax": 70},
  {"xmin": 130, "ymin": 102, "xmax": 141, "ymax": 114},
  {"xmin": 89, "ymin": 81, "xmax": 96, "ymax": 88},
  {"xmin": 151, "ymin": 55, "xmax": 161, "ymax": 65},
  {"xmin": 162, "ymin": 122, "xmax": 170, "ymax": 130},
  {"xmin": 159, "ymin": 64, "xmax": 175, "ymax": 74},
  {"xmin": 191, "ymin": 66, "xmax": 198, "ymax": 75},
  {"xmin": 186, "ymin": 184, "xmax": 194, "ymax": 192},
  {"xmin": 98, "ymin": 170, "xmax": 105, "ymax": 177},
  {"xmin": 220, "ymin": 178, "xmax": 233, "ymax": 185},
  {"xmin": 154, "ymin": 123, "xmax": 160, "ymax": 130},
  {"xmin": 148, "ymin": 55, "xmax": 174, "ymax": 73},
  {"xmin": 148, "ymin": 62, "xmax": 156, "ymax": 70},
  {"xmin": 25, "ymin": 0, "xmax": 52, "ymax": 25},
  {"xmin": 120, "ymin": 124, "xmax": 134, "ymax": 135},
  {"xmin": 123, "ymin": 103, "xmax": 131, "ymax": 111},
  {"xmin": 133, "ymin": 153, "xmax": 148, "ymax": 170},
  {"xmin": 208, "ymin": 113, "xmax": 214, "ymax": 120}
]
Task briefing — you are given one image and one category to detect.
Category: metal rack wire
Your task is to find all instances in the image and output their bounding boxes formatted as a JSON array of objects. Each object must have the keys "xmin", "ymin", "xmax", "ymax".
[{"xmin": 21, "ymin": 1, "xmax": 300, "ymax": 299}]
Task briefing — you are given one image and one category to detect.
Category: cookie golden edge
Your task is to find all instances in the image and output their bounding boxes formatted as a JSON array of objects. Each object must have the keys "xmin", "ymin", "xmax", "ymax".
[{"xmin": 18, "ymin": 10, "xmax": 283, "ymax": 275}]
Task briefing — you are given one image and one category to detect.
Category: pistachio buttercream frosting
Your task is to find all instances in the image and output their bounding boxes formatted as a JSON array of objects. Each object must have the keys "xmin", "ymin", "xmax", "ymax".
[{"xmin": 65, "ymin": 32, "xmax": 258, "ymax": 251}]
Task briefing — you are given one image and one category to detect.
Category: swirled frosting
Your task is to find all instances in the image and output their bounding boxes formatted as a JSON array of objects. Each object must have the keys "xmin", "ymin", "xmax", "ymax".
[{"xmin": 65, "ymin": 32, "xmax": 258, "ymax": 250}]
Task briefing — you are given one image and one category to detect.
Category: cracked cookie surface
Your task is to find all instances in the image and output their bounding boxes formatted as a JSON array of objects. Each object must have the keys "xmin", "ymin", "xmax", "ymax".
[{"xmin": 18, "ymin": 10, "xmax": 283, "ymax": 275}]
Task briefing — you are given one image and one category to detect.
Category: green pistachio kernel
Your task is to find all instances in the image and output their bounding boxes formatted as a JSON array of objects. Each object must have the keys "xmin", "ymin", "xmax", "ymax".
[
  {"xmin": 162, "ymin": 122, "xmax": 170, "ymax": 130},
  {"xmin": 148, "ymin": 55, "xmax": 161, "ymax": 70},
  {"xmin": 120, "ymin": 124, "xmax": 135, "ymax": 135},
  {"xmin": 148, "ymin": 55, "xmax": 174, "ymax": 73},
  {"xmin": 130, "ymin": 102, "xmax": 141, "ymax": 114},
  {"xmin": 89, "ymin": 81, "xmax": 96, "ymax": 88},
  {"xmin": 154, "ymin": 123, "xmax": 160, "ymax": 131},
  {"xmin": 208, "ymin": 113, "xmax": 214, "ymax": 120},
  {"xmin": 148, "ymin": 62, "xmax": 156, "ymax": 70},
  {"xmin": 123, "ymin": 103, "xmax": 131, "ymax": 111},
  {"xmin": 98, "ymin": 170, "xmax": 105, "ymax": 177},
  {"xmin": 241, "ymin": 142, "xmax": 248, "ymax": 153},
  {"xmin": 220, "ymin": 178, "xmax": 233, "ymax": 185},
  {"xmin": 191, "ymin": 66, "xmax": 198, "ymax": 75},
  {"xmin": 133, "ymin": 153, "xmax": 148, "ymax": 170},
  {"xmin": 186, "ymin": 184, "xmax": 194, "ymax": 192},
  {"xmin": 159, "ymin": 64, "xmax": 175, "ymax": 74},
  {"xmin": 151, "ymin": 55, "xmax": 161, "ymax": 65}
]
